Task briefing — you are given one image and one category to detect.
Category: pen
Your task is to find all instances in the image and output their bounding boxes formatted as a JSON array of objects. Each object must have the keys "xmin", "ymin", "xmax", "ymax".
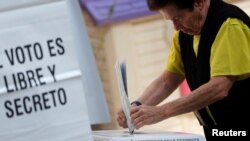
[{"xmin": 129, "ymin": 128, "xmax": 134, "ymax": 135}]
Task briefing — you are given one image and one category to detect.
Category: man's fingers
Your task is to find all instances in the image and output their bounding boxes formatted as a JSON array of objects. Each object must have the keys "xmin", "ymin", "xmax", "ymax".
[
  {"xmin": 118, "ymin": 120, "xmax": 128, "ymax": 128},
  {"xmin": 133, "ymin": 114, "xmax": 145, "ymax": 124},
  {"xmin": 117, "ymin": 114, "xmax": 125, "ymax": 122},
  {"xmin": 117, "ymin": 117, "xmax": 127, "ymax": 128},
  {"xmin": 135, "ymin": 121, "xmax": 144, "ymax": 129},
  {"xmin": 116, "ymin": 109, "xmax": 129, "ymax": 128},
  {"xmin": 130, "ymin": 106, "xmax": 141, "ymax": 114},
  {"xmin": 130, "ymin": 105, "xmax": 144, "ymax": 119},
  {"xmin": 134, "ymin": 116, "xmax": 148, "ymax": 129}
]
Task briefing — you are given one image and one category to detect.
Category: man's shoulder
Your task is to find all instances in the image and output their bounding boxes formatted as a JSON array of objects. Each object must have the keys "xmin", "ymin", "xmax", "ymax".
[{"xmin": 222, "ymin": 18, "xmax": 249, "ymax": 29}]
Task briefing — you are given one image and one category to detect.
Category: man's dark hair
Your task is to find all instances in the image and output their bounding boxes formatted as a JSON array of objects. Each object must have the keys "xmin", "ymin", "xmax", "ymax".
[{"xmin": 147, "ymin": 0, "xmax": 195, "ymax": 11}]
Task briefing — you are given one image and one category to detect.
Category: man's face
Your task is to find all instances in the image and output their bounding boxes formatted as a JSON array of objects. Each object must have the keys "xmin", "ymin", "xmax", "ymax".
[{"xmin": 160, "ymin": 3, "xmax": 204, "ymax": 35}]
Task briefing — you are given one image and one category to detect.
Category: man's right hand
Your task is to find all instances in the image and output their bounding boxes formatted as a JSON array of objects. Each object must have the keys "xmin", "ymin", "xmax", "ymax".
[{"xmin": 116, "ymin": 107, "xmax": 128, "ymax": 128}]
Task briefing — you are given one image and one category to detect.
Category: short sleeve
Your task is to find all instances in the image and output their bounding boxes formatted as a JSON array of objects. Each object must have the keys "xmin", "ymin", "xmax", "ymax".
[
  {"xmin": 211, "ymin": 18, "xmax": 250, "ymax": 80},
  {"xmin": 166, "ymin": 31, "xmax": 185, "ymax": 76}
]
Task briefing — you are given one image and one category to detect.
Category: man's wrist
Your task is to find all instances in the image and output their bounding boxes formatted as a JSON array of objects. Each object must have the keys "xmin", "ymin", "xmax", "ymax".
[{"xmin": 131, "ymin": 100, "xmax": 142, "ymax": 106}]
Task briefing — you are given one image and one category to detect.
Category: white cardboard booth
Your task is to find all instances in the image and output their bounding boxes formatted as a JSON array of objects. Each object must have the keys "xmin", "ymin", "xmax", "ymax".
[{"xmin": 0, "ymin": 0, "xmax": 109, "ymax": 140}]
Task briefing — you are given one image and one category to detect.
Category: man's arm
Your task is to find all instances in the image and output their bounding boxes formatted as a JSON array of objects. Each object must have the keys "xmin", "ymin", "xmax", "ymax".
[
  {"xmin": 117, "ymin": 70, "xmax": 183, "ymax": 128},
  {"xmin": 131, "ymin": 75, "xmax": 236, "ymax": 129},
  {"xmin": 137, "ymin": 70, "xmax": 185, "ymax": 106},
  {"xmin": 162, "ymin": 76, "xmax": 235, "ymax": 118}
]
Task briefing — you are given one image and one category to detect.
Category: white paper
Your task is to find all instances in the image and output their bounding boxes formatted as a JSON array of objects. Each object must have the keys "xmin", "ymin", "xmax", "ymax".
[{"xmin": 115, "ymin": 60, "xmax": 135, "ymax": 134}]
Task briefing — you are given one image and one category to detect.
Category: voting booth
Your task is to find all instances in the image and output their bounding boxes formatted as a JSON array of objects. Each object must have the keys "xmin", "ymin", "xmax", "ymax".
[
  {"xmin": 92, "ymin": 130, "xmax": 206, "ymax": 141},
  {"xmin": 0, "ymin": 0, "xmax": 110, "ymax": 140}
]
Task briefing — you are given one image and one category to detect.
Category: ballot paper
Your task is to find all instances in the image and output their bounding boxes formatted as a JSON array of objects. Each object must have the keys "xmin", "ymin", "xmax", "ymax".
[
  {"xmin": 93, "ymin": 130, "xmax": 206, "ymax": 141},
  {"xmin": 115, "ymin": 60, "xmax": 135, "ymax": 134}
]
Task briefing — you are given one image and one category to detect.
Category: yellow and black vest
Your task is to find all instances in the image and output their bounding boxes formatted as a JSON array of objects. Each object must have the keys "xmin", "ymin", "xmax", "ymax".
[{"xmin": 179, "ymin": 0, "xmax": 250, "ymax": 129}]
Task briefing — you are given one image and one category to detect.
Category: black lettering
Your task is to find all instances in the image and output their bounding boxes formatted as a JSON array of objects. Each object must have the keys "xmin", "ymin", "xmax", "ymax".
[
  {"xmin": 14, "ymin": 98, "xmax": 23, "ymax": 116},
  {"xmin": 36, "ymin": 68, "xmax": 46, "ymax": 85},
  {"xmin": 5, "ymin": 49, "xmax": 14, "ymax": 65},
  {"xmin": 4, "ymin": 75, "xmax": 14, "ymax": 93},
  {"xmin": 56, "ymin": 37, "xmax": 65, "ymax": 55},
  {"xmin": 26, "ymin": 70, "xmax": 38, "ymax": 87},
  {"xmin": 49, "ymin": 90, "xmax": 57, "ymax": 107},
  {"xmin": 34, "ymin": 43, "xmax": 43, "ymax": 60},
  {"xmin": 4, "ymin": 68, "xmax": 47, "ymax": 93},
  {"xmin": 47, "ymin": 39, "xmax": 56, "ymax": 57},
  {"xmin": 23, "ymin": 44, "xmax": 32, "ymax": 61},
  {"xmin": 17, "ymin": 72, "xmax": 27, "ymax": 90},
  {"xmin": 5, "ymin": 100, "xmax": 14, "ymax": 118},
  {"xmin": 42, "ymin": 92, "xmax": 51, "ymax": 109},
  {"xmin": 58, "ymin": 88, "xmax": 67, "ymax": 105},
  {"xmin": 16, "ymin": 47, "xmax": 25, "ymax": 64},
  {"xmin": 4, "ymin": 88, "xmax": 68, "ymax": 118},
  {"xmin": 5, "ymin": 42, "xmax": 45, "ymax": 66},
  {"xmin": 32, "ymin": 95, "xmax": 43, "ymax": 112},
  {"xmin": 48, "ymin": 65, "xmax": 56, "ymax": 82},
  {"xmin": 23, "ymin": 96, "xmax": 32, "ymax": 114},
  {"xmin": 12, "ymin": 74, "xmax": 18, "ymax": 91}
]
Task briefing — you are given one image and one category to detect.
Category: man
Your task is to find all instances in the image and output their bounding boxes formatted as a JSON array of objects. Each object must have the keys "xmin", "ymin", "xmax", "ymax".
[{"xmin": 116, "ymin": 0, "xmax": 250, "ymax": 140}]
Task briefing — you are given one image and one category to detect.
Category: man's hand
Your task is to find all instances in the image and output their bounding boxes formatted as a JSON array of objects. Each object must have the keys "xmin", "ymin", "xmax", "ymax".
[
  {"xmin": 116, "ymin": 107, "xmax": 128, "ymax": 128},
  {"xmin": 116, "ymin": 103, "xmax": 142, "ymax": 128},
  {"xmin": 130, "ymin": 105, "xmax": 166, "ymax": 129}
]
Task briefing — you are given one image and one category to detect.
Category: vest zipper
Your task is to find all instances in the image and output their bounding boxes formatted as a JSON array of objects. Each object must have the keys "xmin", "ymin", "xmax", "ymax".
[
  {"xmin": 205, "ymin": 106, "xmax": 217, "ymax": 125},
  {"xmin": 194, "ymin": 111, "xmax": 207, "ymax": 126}
]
